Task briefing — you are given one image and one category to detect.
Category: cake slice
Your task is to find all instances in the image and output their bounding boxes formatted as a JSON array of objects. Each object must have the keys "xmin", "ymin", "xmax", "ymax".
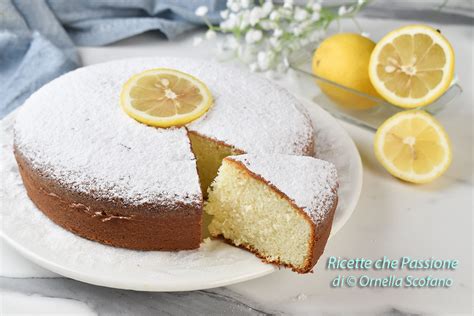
[{"xmin": 205, "ymin": 154, "xmax": 338, "ymax": 273}]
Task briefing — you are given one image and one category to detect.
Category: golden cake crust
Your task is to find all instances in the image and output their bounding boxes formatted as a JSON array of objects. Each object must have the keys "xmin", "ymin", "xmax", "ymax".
[{"xmin": 15, "ymin": 148, "xmax": 202, "ymax": 251}]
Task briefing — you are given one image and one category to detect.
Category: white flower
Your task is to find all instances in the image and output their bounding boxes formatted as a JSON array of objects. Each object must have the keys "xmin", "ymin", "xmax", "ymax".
[
  {"xmin": 220, "ymin": 10, "xmax": 229, "ymax": 19},
  {"xmin": 227, "ymin": 0, "xmax": 241, "ymax": 12},
  {"xmin": 259, "ymin": 21, "xmax": 276, "ymax": 30},
  {"xmin": 262, "ymin": 1, "xmax": 274, "ymax": 16},
  {"xmin": 311, "ymin": 12, "xmax": 320, "ymax": 21},
  {"xmin": 196, "ymin": 0, "xmax": 365, "ymax": 72},
  {"xmin": 283, "ymin": 0, "xmax": 294, "ymax": 9},
  {"xmin": 269, "ymin": 11, "xmax": 280, "ymax": 21},
  {"xmin": 312, "ymin": 3, "xmax": 322, "ymax": 12},
  {"xmin": 294, "ymin": 7, "xmax": 308, "ymax": 21},
  {"xmin": 338, "ymin": 5, "xmax": 354, "ymax": 16},
  {"xmin": 245, "ymin": 29, "xmax": 262, "ymax": 44},
  {"xmin": 239, "ymin": 10, "xmax": 250, "ymax": 30},
  {"xmin": 279, "ymin": 7, "xmax": 293, "ymax": 18},
  {"xmin": 298, "ymin": 19, "xmax": 312, "ymax": 30},
  {"xmin": 205, "ymin": 29, "xmax": 217, "ymax": 40},
  {"xmin": 230, "ymin": 3, "xmax": 240, "ymax": 12},
  {"xmin": 338, "ymin": 6, "xmax": 348, "ymax": 16},
  {"xmin": 193, "ymin": 36, "xmax": 203, "ymax": 46},
  {"xmin": 220, "ymin": 13, "xmax": 238, "ymax": 30},
  {"xmin": 361, "ymin": 32, "xmax": 371, "ymax": 38},
  {"xmin": 195, "ymin": 6, "xmax": 208, "ymax": 17},
  {"xmin": 241, "ymin": 0, "xmax": 251, "ymax": 9},
  {"xmin": 293, "ymin": 26, "xmax": 303, "ymax": 36},
  {"xmin": 249, "ymin": 7, "xmax": 263, "ymax": 26}
]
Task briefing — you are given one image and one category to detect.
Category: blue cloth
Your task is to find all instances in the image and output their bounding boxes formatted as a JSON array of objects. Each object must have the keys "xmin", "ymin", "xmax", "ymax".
[{"xmin": 0, "ymin": 0, "xmax": 224, "ymax": 118}]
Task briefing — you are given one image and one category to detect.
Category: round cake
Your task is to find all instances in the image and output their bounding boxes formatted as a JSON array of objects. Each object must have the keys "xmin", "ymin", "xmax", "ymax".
[{"xmin": 13, "ymin": 57, "xmax": 315, "ymax": 251}]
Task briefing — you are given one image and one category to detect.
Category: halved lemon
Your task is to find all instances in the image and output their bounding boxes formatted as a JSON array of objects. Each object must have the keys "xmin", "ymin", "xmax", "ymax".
[
  {"xmin": 369, "ymin": 25, "xmax": 454, "ymax": 108},
  {"xmin": 374, "ymin": 110, "xmax": 452, "ymax": 183},
  {"xmin": 121, "ymin": 68, "xmax": 213, "ymax": 127}
]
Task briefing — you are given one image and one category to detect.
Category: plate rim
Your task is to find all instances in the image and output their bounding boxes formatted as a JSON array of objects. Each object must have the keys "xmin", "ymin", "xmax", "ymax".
[{"xmin": 0, "ymin": 99, "xmax": 362, "ymax": 292}]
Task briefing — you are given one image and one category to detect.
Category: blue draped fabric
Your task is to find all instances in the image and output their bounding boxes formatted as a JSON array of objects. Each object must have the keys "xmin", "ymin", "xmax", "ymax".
[{"xmin": 0, "ymin": 0, "xmax": 224, "ymax": 118}]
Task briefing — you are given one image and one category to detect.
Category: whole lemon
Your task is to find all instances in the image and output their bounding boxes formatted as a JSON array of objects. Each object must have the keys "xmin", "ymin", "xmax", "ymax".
[{"xmin": 312, "ymin": 33, "xmax": 380, "ymax": 109}]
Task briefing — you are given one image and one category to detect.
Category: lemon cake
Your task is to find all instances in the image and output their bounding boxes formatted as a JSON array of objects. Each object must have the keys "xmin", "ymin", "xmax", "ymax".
[
  {"xmin": 13, "ymin": 57, "xmax": 315, "ymax": 251},
  {"xmin": 205, "ymin": 154, "xmax": 338, "ymax": 273}
]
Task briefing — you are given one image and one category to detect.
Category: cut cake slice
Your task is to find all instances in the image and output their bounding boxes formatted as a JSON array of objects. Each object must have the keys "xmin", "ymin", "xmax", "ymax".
[{"xmin": 205, "ymin": 154, "xmax": 338, "ymax": 273}]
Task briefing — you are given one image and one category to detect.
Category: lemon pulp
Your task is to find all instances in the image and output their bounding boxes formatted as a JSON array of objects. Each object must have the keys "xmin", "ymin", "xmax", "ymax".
[
  {"xmin": 374, "ymin": 110, "xmax": 452, "ymax": 183},
  {"xmin": 121, "ymin": 68, "xmax": 213, "ymax": 127},
  {"xmin": 369, "ymin": 25, "xmax": 454, "ymax": 108}
]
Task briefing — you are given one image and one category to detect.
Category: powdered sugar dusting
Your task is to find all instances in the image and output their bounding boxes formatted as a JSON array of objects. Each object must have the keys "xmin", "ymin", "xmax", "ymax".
[
  {"xmin": 229, "ymin": 154, "xmax": 338, "ymax": 224},
  {"xmin": 14, "ymin": 57, "xmax": 313, "ymax": 206},
  {"xmin": 185, "ymin": 61, "xmax": 313, "ymax": 154},
  {"xmin": 14, "ymin": 62, "xmax": 200, "ymax": 206},
  {"xmin": 83, "ymin": 57, "xmax": 313, "ymax": 155}
]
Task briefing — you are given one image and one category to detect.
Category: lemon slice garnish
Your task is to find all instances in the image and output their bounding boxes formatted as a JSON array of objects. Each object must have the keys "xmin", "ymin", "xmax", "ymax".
[
  {"xmin": 374, "ymin": 110, "xmax": 452, "ymax": 183},
  {"xmin": 121, "ymin": 68, "xmax": 213, "ymax": 127},
  {"xmin": 369, "ymin": 25, "xmax": 455, "ymax": 108}
]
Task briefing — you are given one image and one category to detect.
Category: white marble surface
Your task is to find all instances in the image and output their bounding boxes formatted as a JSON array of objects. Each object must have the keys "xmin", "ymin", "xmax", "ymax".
[{"xmin": 1, "ymin": 17, "xmax": 473, "ymax": 315}]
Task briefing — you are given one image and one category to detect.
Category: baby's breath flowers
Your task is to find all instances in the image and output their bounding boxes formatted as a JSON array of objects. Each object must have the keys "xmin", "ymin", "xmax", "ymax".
[{"xmin": 195, "ymin": 0, "xmax": 369, "ymax": 72}]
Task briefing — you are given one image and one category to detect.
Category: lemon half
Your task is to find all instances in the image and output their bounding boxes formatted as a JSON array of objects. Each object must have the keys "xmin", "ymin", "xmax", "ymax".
[
  {"xmin": 121, "ymin": 68, "xmax": 213, "ymax": 128},
  {"xmin": 374, "ymin": 110, "xmax": 452, "ymax": 183},
  {"xmin": 369, "ymin": 25, "xmax": 455, "ymax": 108}
]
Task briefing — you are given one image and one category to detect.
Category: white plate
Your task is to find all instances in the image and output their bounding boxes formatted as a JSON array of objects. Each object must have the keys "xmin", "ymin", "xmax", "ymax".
[{"xmin": 0, "ymin": 100, "xmax": 362, "ymax": 292}]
